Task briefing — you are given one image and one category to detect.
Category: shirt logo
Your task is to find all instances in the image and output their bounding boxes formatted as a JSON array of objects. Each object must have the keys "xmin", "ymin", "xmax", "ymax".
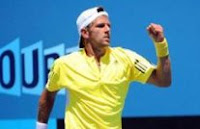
[{"xmin": 134, "ymin": 59, "xmax": 147, "ymax": 74}]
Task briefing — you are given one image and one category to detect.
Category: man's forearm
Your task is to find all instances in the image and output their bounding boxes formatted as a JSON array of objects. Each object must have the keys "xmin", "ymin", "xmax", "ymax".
[
  {"xmin": 147, "ymin": 35, "xmax": 172, "ymax": 86},
  {"xmin": 148, "ymin": 55, "xmax": 171, "ymax": 87},
  {"xmin": 156, "ymin": 55, "xmax": 171, "ymax": 86},
  {"xmin": 37, "ymin": 89, "xmax": 56, "ymax": 123}
]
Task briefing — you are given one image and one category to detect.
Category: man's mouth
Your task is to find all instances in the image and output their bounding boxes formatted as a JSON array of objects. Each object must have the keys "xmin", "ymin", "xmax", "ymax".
[{"xmin": 104, "ymin": 35, "xmax": 110, "ymax": 39}]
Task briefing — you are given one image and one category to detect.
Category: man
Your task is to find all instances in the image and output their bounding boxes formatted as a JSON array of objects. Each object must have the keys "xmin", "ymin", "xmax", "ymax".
[{"xmin": 36, "ymin": 6, "xmax": 171, "ymax": 129}]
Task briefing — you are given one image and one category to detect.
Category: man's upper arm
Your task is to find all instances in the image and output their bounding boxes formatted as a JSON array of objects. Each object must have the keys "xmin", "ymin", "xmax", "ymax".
[
  {"xmin": 46, "ymin": 59, "xmax": 64, "ymax": 92},
  {"xmin": 146, "ymin": 69, "xmax": 157, "ymax": 85}
]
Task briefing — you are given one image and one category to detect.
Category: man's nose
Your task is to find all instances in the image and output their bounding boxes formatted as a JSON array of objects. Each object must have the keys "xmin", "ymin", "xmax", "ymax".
[{"xmin": 105, "ymin": 25, "xmax": 110, "ymax": 32}]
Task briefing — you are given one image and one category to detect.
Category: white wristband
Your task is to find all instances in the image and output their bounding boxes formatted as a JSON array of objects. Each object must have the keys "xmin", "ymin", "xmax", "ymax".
[{"xmin": 36, "ymin": 122, "xmax": 48, "ymax": 129}]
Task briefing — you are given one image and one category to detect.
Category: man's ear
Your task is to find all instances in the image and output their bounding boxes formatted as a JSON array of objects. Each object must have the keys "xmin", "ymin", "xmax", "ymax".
[{"xmin": 81, "ymin": 28, "xmax": 89, "ymax": 39}]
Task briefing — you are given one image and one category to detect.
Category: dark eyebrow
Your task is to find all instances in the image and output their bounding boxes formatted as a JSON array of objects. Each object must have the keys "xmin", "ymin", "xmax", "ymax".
[
  {"xmin": 96, "ymin": 23, "xmax": 105, "ymax": 28},
  {"xmin": 96, "ymin": 23, "xmax": 111, "ymax": 28}
]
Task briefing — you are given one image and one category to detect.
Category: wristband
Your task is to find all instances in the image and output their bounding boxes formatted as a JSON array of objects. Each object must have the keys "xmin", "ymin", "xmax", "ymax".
[
  {"xmin": 36, "ymin": 122, "xmax": 47, "ymax": 129},
  {"xmin": 154, "ymin": 38, "xmax": 169, "ymax": 57}
]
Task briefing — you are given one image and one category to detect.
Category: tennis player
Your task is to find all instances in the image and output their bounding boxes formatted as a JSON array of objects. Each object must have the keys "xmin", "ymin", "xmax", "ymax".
[{"xmin": 36, "ymin": 6, "xmax": 171, "ymax": 129}]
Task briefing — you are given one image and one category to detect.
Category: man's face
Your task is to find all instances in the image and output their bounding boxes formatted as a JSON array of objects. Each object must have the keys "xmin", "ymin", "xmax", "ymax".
[{"xmin": 87, "ymin": 15, "xmax": 111, "ymax": 48}]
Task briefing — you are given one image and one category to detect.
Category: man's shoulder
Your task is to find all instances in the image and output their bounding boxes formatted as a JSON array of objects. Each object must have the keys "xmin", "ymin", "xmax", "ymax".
[
  {"xmin": 54, "ymin": 50, "xmax": 83, "ymax": 64},
  {"xmin": 110, "ymin": 47, "xmax": 137, "ymax": 56}
]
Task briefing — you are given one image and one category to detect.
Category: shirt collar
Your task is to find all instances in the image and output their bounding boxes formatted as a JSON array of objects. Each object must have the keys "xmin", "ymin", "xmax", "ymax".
[{"xmin": 80, "ymin": 47, "xmax": 114, "ymax": 63}]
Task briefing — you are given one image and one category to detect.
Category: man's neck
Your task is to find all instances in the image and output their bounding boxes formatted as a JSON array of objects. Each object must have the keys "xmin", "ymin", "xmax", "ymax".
[{"xmin": 84, "ymin": 45, "xmax": 108, "ymax": 63}]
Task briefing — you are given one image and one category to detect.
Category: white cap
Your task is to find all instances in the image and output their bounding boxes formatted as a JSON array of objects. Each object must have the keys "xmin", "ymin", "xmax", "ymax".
[{"xmin": 76, "ymin": 6, "xmax": 109, "ymax": 48}]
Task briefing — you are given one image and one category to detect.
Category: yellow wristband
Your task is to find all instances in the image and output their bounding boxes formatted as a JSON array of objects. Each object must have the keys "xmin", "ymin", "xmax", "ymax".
[{"xmin": 154, "ymin": 38, "xmax": 169, "ymax": 57}]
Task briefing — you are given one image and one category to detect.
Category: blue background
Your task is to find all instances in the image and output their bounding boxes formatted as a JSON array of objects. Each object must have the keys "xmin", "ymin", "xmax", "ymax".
[{"xmin": 1, "ymin": 0, "xmax": 200, "ymax": 128}]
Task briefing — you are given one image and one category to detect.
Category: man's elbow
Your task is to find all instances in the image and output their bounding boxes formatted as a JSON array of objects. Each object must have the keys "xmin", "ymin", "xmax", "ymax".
[
  {"xmin": 157, "ymin": 78, "xmax": 172, "ymax": 87},
  {"xmin": 161, "ymin": 81, "xmax": 171, "ymax": 87}
]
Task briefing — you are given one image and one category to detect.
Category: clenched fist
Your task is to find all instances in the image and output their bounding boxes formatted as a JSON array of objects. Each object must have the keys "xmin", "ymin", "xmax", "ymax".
[{"xmin": 147, "ymin": 23, "xmax": 165, "ymax": 42}]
